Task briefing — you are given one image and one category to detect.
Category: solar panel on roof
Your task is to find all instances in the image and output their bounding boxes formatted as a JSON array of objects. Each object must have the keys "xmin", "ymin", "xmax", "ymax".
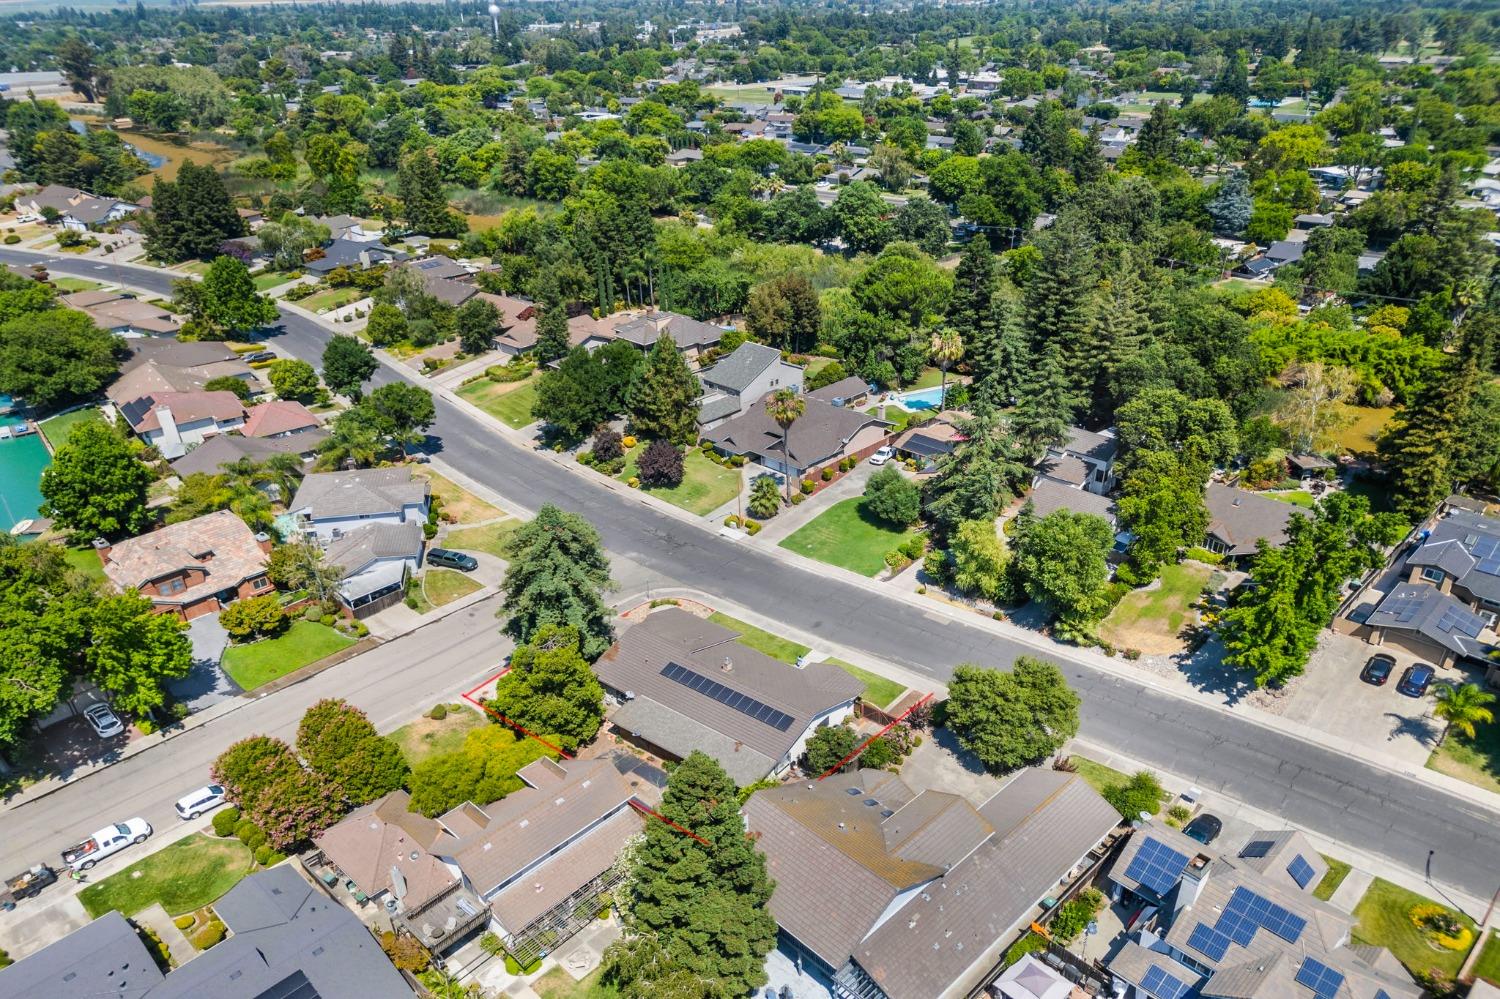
[
  {"xmin": 1437, "ymin": 605, "xmax": 1485, "ymax": 634},
  {"xmin": 1382, "ymin": 595, "xmax": 1423, "ymax": 623},
  {"xmin": 1471, "ymin": 535, "xmax": 1500, "ymax": 558},
  {"xmin": 659, "ymin": 662, "xmax": 794, "ymax": 731},
  {"xmin": 1124, "ymin": 837, "xmax": 1191, "ymax": 896},
  {"xmin": 1478, "ymin": 556, "xmax": 1500, "ymax": 576},
  {"xmin": 1240, "ymin": 840, "xmax": 1274, "ymax": 858},
  {"xmin": 1294, "ymin": 957, "xmax": 1345, "ymax": 999},
  {"xmin": 1187, "ymin": 921, "xmax": 1231, "ymax": 961},
  {"xmin": 1141, "ymin": 965, "xmax": 1191, "ymax": 999},
  {"xmin": 1263, "ymin": 902, "xmax": 1308, "ymax": 943},
  {"xmin": 1287, "ymin": 854, "xmax": 1316, "ymax": 889}
]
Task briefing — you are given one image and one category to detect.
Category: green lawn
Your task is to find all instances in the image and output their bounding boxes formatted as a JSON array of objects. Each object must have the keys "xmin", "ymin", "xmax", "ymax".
[
  {"xmin": 1427, "ymin": 716, "xmax": 1500, "ymax": 794},
  {"xmin": 457, "ymin": 375, "xmax": 541, "ymax": 429},
  {"xmin": 298, "ymin": 286, "xmax": 365, "ymax": 314},
  {"xmin": 51, "ymin": 276, "xmax": 106, "ymax": 292},
  {"xmin": 618, "ymin": 446, "xmax": 741, "ymax": 516},
  {"xmin": 1313, "ymin": 855, "xmax": 1351, "ymax": 902},
  {"xmin": 39, "ymin": 407, "xmax": 101, "ymax": 449},
  {"xmin": 414, "ymin": 568, "xmax": 483, "ymax": 612},
  {"xmin": 1474, "ymin": 929, "xmax": 1500, "ymax": 986},
  {"xmin": 826, "ymin": 657, "xmax": 906, "ymax": 709},
  {"xmin": 780, "ymin": 497, "xmax": 920, "ymax": 577},
  {"xmin": 1068, "ymin": 755, "xmax": 1168, "ymax": 815},
  {"xmin": 176, "ymin": 260, "xmax": 212, "ymax": 276},
  {"xmin": 1351, "ymin": 877, "xmax": 1477, "ymax": 979},
  {"xmin": 905, "ymin": 366, "xmax": 946, "ymax": 390},
  {"xmin": 706, "ymin": 85, "xmax": 778, "ymax": 106},
  {"xmin": 63, "ymin": 546, "xmax": 107, "ymax": 584},
  {"xmin": 253, "ymin": 270, "xmax": 298, "ymax": 292},
  {"xmin": 1262, "ymin": 490, "xmax": 1316, "ymax": 508},
  {"xmin": 389, "ymin": 707, "xmax": 487, "ymax": 767},
  {"xmin": 79, "ymin": 834, "xmax": 254, "ymax": 918},
  {"xmin": 533, "ymin": 965, "xmax": 620, "ymax": 999},
  {"xmin": 444, "ymin": 519, "xmax": 522, "ymax": 559},
  {"xmin": 709, "ymin": 612, "xmax": 809, "ymax": 664},
  {"xmin": 1099, "ymin": 562, "xmax": 1213, "ymax": 653},
  {"xmin": 222, "ymin": 621, "xmax": 355, "ymax": 690}
]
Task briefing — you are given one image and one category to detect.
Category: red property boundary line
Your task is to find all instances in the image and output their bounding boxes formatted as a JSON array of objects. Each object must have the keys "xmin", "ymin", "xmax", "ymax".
[
  {"xmin": 460, "ymin": 665, "xmax": 573, "ymax": 759},
  {"xmin": 816, "ymin": 693, "xmax": 935, "ymax": 780},
  {"xmin": 461, "ymin": 666, "xmax": 710, "ymax": 844}
]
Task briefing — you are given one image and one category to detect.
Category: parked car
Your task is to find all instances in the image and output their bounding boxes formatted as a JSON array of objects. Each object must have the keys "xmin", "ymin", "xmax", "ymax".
[
  {"xmin": 83, "ymin": 703, "xmax": 124, "ymax": 738},
  {"xmin": 1397, "ymin": 663, "xmax": 1435, "ymax": 698},
  {"xmin": 868, "ymin": 446, "xmax": 896, "ymax": 466},
  {"xmin": 1183, "ymin": 814, "xmax": 1222, "ymax": 845},
  {"xmin": 1360, "ymin": 653, "xmax": 1396, "ymax": 686},
  {"xmin": 241, "ymin": 350, "xmax": 277, "ymax": 363},
  {"xmin": 175, "ymin": 784, "xmax": 227, "ymax": 820},
  {"xmin": 427, "ymin": 548, "xmax": 478, "ymax": 572},
  {"xmin": 61, "ymin": 819, "xmax": 152, "ymax": 871}
]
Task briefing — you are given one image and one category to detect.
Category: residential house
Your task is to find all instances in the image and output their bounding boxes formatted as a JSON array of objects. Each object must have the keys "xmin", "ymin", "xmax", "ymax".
[
  {"xmin": 745, "ymin": 767, "xmax": 1120, "ymax": 999},
  {"xmin": 696, "ymin": 342, "xmax": 804, "ymax": 429},
  {"xmin": 241, "ymin": 400, "xmax": 321, "ymax": 439},
  {"xmin": 892, "ymin": 411, "xmax": 965, "ymax": 471},
  {"xmin": 1027, "ymin": 476, "xmax": 1118, "ymax": 529},
  {"xmin": 1203, "ymin": 484, "xmax": 1309, "ymax": 561},
  {"xmin": 806, "ymin": 375, "xmax": 873, "ymax": 409},
  {"xmin": 314, "ymin": 213, "xmax": 381, "ymax": 242},
  {"xmin": 311, "ymin": 754, "xmax": 663, "ymax": 964},
  {"xmin": 1102, "ymin": 820, "xmax": 1419, "ymax": 999},
  {"xmin": 487, "ymin": 294, "xmax": 607, "ymax": 357},
  {"xmin": 1287, "ymin": 452, "xmax": 1337, "ymax": 479},
  {"xmin": 169, "ymin": 430, "xmax": 329, "ymax": 479},
  {"xmin": 108, "ymin": 340, "xmax": 256, "ymax": 404},
  {"xmin": 306, "ymin": 237, "xmax": 407, "ymax": 275},
  {"xmin": 609, "ymin": 310, "xmax": 724, "ymax": 362},
  {"xmin": 16, "ymin": 184, "xmax": 139, "ymax": 230},
  {"xmin": 703, "ymin": 394, "xmax": 891, "ymax": 479},
  {"xmin": 594, "ymin": 608, "xmax": 863, "ymax": 784},
  {"xmin": 1034, "ymin": 425, "xmax": 1119, "ymax": 496},
  {"xmin": 97, "ymin": 510, "xmax": 273, "ymax": 620},
  {"xmin": 61, "ymin": 290, "xmax": 179, "ymax": 336},
  {"xmin": 288, "ymin": 467, "xmax": 430, "ymax": 542},
  {"xmin": 118, "ymin": 391, "xmax": 248, "ymax": 458},
  {"xmin": 1265, "ymin": 240, "xmax": 1306, "ymax": 267},
  {"xmin": 0, "ymin": 865, "xmax": 414, "ymax": 998},
  {"xmin": 323, "ymin": 520, "xmax": 425, "ymax": 616}
]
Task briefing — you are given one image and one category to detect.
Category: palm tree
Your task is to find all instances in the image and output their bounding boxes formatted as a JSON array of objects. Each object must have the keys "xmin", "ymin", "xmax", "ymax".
[
  {"xmin": 766, "ymin": 388, "xmax": 805, "ymax": 502},
  {"xmin": 930, "ymin": 328, "xmax": 964, "ymax": 409},
  {"xmin": 1432, "ymin": 682, "xmax": 1496, "ymax": 748}
]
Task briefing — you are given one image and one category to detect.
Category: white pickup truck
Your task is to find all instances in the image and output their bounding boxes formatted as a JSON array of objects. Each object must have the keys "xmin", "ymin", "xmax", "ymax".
[{"xmin": 61, "ymin": 819, "xmax": 152, "ymax": 871}]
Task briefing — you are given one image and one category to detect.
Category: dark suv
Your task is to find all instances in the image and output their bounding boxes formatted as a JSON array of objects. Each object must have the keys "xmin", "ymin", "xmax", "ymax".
[
  {"xmin": 1397, "ymin": 663, "xmax": 1435, "ymax": 698},
  {"xmin": 1360, "ymin": 653, "xmax": 1396, "ymax": 686},
  {"xmin": 426, "ymin": 548, "xmax": 478, "ymax": 572}
]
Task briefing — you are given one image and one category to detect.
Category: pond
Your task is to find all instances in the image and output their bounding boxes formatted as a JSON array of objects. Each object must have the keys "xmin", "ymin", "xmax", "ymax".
[
  {"xmin": 68, "ymin": 116, "xmax": 235, "ymax": 182},
  {"xmin": 0, "ymin": 432, "xmax": 50, "ymax": 532}
]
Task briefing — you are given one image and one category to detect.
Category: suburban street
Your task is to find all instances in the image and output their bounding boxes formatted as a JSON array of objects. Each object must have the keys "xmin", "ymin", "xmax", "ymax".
[{"xmin": 5, "ymin": 249, "xmax": 1500, "ymax": 906}]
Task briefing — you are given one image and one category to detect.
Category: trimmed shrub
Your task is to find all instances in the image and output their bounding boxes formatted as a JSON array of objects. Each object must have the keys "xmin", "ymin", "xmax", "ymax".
[
  {"xmin": 593, "ymin": 428, "xmax": 623, "ymax": 463},
  {"xmin": 800, "ymin": 479, "xmax": 815, "ymax": 494},
  {"xmin": 264, "ymin": 850, "xmax": 287, "ymax": 866},
  {"xmin": 2, "ymin": 235, "xmax": 18, "ymax": 245},
  {"xmin": 254, "ymin": 845, "xmax": 273, "ymax": 866},
  {"xmin": 136, "ymin": 718, "xmax": 157, "ymax": 736},
  {"xmin": 190, "ymin": 920, "xmax": 226, "ymax": 950},
  {"xmin": 212, "ymin": 807, "xmax": 241, "ymax": 837},
  {"xmin": 744, "ymin": 520, "xmax": 762, "ymax": 535},
  {"xmin": 303, "ymin": 606, "xmax": 324, "ymax": 623},
  {"xmin": 821, "ymin": 467, "xmax": 835, "ymax": 481},
  {"xmin": 621, "ymin": 435, "xmax": 637, "ymax": 449},
  {"xmin": 220, "ymin": 595, "xmax": 288, "ymax": 642},
  {"xmin": 243, "ymin": 828, "xmax": 268, "ymax": 852},
  {"xmin": 637, "ymin": 439, "xmax": 685, "ymax": 488},
  {"xmin": 233, "ymin": 819, "xmax": 259, "ymax": 842},
  {"xmin": 504, "ymin": 952, "xmax": 543, "ymax": 975},
  {"xmin": 172, "ymin": 914, "xmax": 196, "ymax": 931},
  {"xmin": 429, "ymin": 703, "xmax": 448, "ymax": 720},
  {"xmin": 791, "ymin": 492, "xmax": 804, "ymax": 505}
]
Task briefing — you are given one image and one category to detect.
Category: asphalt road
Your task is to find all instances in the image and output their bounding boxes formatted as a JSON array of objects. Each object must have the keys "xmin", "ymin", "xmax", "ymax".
[{"xmin": 7, "ymin": 249, "xmax": 1500, "ymax": 904}]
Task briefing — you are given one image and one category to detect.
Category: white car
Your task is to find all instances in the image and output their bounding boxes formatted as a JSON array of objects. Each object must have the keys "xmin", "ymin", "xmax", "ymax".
[
  {"xmin": 868, "ymin": 446, "xmax": 896, "ymax": 466},
  {"xmin": 83, "ymin": 703, "xmax": 124, "ymax": 739},
  {"xmin": 175, "ymin": 784, "xmax": 227, "ymax": 820}
]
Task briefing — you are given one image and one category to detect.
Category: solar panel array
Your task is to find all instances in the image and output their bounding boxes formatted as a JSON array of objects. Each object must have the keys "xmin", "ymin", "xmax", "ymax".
[
  {"xmin": 1287, "ymin": 854, "xmax": 1316, "ymax": 889},
  {"xmin": 1187, "ymin": 921, "xmax": 1231, "ymax": 961},
  {"xmin": 659, "ymin": 662, "xmax": 795, "ymax": 731},
  {"xmin": 1224, "ymin": 886, "xmax": 1308, "ymax": 943},
  {"xmin": 1124, "ymin": 837, "xmax": 1192, "ymax": 896},
  {"xmin": 1294, "ymin": 956, "xmax": 1346, "ymax": 999},
  {"xmin": 1471, "ymin": 534, "xmax": 1500, "ymax": 576},
  {"xmin": 1141, "ymin": 965, "xmax": 1192, "ymax": 999},
  {"xmin": 1436, "ymin": 604, "xmax": 1484, "ymax": 636},
  {"xmin": 1378, "ymin": 593, "xmax": 1425, "ymax": 623},
  {"xmin": 1240, "ymin": 840, "xmax": 1274, "ymax": 859}
]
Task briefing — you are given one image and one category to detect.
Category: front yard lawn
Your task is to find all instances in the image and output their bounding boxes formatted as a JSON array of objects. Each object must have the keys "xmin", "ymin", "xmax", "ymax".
[
  {"xmin": 1474, "ymin": 929, "xmax": 1500, "ymax": 986},
  {"xmin": 826, "ymin": 657, "xmax": 906, "ymax": 709},
  {"xmin": 533, "ymin": 966, "xmax": 620, "ymax": 999},
  {"xmin": 63, "ymin": 546, "xmax": 107, "ymax": 584},
  {"xmin": 1427, "ymin": 715, "xmax": 1500, "ymax": 794},
  {"xmin": 618, "ymin": 446, "xmax": 740, "ymax": 516},
  {"xmin": 1313, "ymin": 855, "xmax": 1351, "ymax": 901},
  {"xmin": 779, "ymin": 497, "xmax": 920, "ymax": 577},
  {"xmin": 79, "ymin": 834, "xmax": 253, "ymax": 918},
  {"xmin": 298, "ymin": 286, "xmax": 365, "ymax": 314},
  {"xmin": 416, "ymin": 468, "xmax": 504, "ymax": 523},
  {"xmin": 389, "ymin": 706, "xmax": 488, "ymax": 767},
  {"xmin": 39, "ymin": 407, "xmax": 102, "ymax": 449},
  {"xmin": 444, "ymin": 519, "xmax": 522, "ymax": 560},
  {"xmin": 414, "ymin": 569, "xmax": 483, "ymax": 611},
  {"xmin": 457, "ymin": 375, "xmax": 540, "ymax": 429},
  {"xmin": 1068, "ymin": 755, "xmax": 1167, "ymax": 815},
  {"xmin": 709, "ymin": 611, "xmax": 809, "ymax": 664},
  {"xmin": 222, "ymin": 621, "xmax": 355, "ymax": 690},
  {"xmin": 253, "ymin": 270, "xmax": 297, "ymax": 292},
  {"xmin": 51, "ymin": 277, "xmax": 106, "ymax": 292},
  {"xmin": 1262, "ymin": 489, "xmax": 1316, "ymax": 508},
  {"xmin": 1351, "ymin": 877, "xmax": 1477, "ymax": 980},
  {"xmin": 1098, "ymin": 561, "xmax": 1213, "ymax": 655}
]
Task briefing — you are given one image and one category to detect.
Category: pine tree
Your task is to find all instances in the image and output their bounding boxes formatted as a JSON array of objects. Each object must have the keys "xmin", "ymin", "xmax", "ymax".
[
  {"xmin": 498, "ymin": 505, "xmax": 615, "ymax": 659},
  {"xmin": 1093, "ymin": 260, "xmax": 1154, "ymax": 415},
  {"xmin": 628, "ymin": 333, "xmax": 702, "ymax": 445},
  {"xmin": 1011, "ymin": 339, "xmax": 1077, "ymax": 460},
  {"xmin": 1074, "ymin": 124, "xmax": 1106, "ymax": 185},
  {"xmin": 143, "ymin": 161, "xmax": 246, "ymax": 263},
  {"xmin": 535, "ymin": 302, "xmax": 570, "ymax": 363},
  {"xmin": 625, "ymin": 752, "xmax": 777, "ymax": 998},
  {"xmin": 1135, "ymin": 101, "xmax": 1178, "ymax": 162},
  {"xmin": 923, "ymin": 404, "xmax": 1030, "ymax": 537},
  {"xmin": 398, "ymin": 147, "xmax": 463, "ymax": 236},
  {"xmin": 1380, "ymin": 354, "xmax": 1475, "ymax": 522},
  {"xmin": 1023, "ymin": 217, "xmax": 1098, "ymax": 410}
]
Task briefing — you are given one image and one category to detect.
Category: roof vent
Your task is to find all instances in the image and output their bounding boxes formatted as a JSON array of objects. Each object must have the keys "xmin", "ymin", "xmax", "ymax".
[
  {"xmin": 624, "ymin": 690, "xmax": 635, "ymax": 700},
  {"xmin": 721, "ymin": 656, "xmax": 733, "ymax": 672},
  {"xmin": 1233, "ymin": 497, "xmax": 1242, "ymax": 507},
  {"xmin": 837, "ymin": 822, "xmax": 846, "ymax": 830},
  {"xmin": 410, "ymin": 851, "xmax": 419, "ymax": 861},
  {"xmin": 483, "ymin": 842, "xmax": 492, "ymax": 851},
  {"xmin": 519, "ymin": 819, "xmax": 529, "ymax": 828},
  {"xmin": 864, "ymin": 799, "xmax": 878, "ymax": 807}
]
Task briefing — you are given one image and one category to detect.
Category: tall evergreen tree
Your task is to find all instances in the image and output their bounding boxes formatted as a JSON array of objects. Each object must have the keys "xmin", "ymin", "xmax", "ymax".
[
  {"xmin": 1023, "ymin": 217, "xmax": 1098, "ymax": 410},
  {"xmin": 628, "ymin": 333, "xmax": 702, "ymax": 445},
  {"xmin": 1205, "ymin": 171, "xmax": 1253, "ymax": 234},
  {"xmin": 1379, "ymin": 353, "xmax": 1476, "ymax": 522},
  {"xmin": 1093, "ymin": 259, "xmax": 1154, "ymax": 415},
  {"xmin": 534, "ymin": 278, "xmax": 571, "ymax": 363},
  {"xmin": 625, "ymin": 751, "xmax": 777, "ymax": 998},
  {"xmin": 143, "ymin": 161, "xmax": 246, "ymax": 263},
  {"xmin": 1074, "ymin": 124, "xmax": 1107, "ymax": 185},
  {"xmin": 398, "ymin": 147, "xmax": 464, "ymax": 236},
  {"xmin": 1010, "ymin": 339, "xmax": 1077, "ymax": 460},
  {"xmin": 1134, "ymin": 101, "xmax": 1178, "ymax": 162},
  {"xmin": 1212, "ymin": 49, "xmax": 1251, "ymax": 107},
  {"xmin": 922, "ymin": 404, "xmax": 1030, "ymax": 538},
  {"xmin": 498, "ymin": 505, "xmax": 614, "ymax": 659}
]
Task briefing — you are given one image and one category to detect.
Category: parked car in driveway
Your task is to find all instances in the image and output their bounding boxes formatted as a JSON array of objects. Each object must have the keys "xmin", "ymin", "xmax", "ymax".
[
  {"xmin": 1183, "ymin": 814, "xmax": 1222, "ymax": 845},
  {"xmin": 1360, "ymin": 653, "xmax": 1396, "ymax": 686},
  {"xmin": 868, "ymin": 446, "xmax": 895, "ymax": 465},
  {"xmin": 1397, "ymin": 663, "xmax": 1435, "ymax": 698},
  {"xmin": 84, "ymin": 703, "xmax": 124, "ymax": 738},
  {"xmin": 426, "ymin": 548, "xmax": 478, "ymax": 571},
  {"xmin": 241, "ymin": 350, "xmax": 277, "ymax": 363},
  {"xmin": 175, "ymin": 784, "xmax": 227, "ymax": 820}
]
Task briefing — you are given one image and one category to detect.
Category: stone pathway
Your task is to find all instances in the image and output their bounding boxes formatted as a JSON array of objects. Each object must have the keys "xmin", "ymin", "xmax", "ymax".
[
  {"xmin": 136, "ymin": 902, "xmax": 196, "ymax": 967},
  {"xmin": 1327, "ymin": 868, "xmax": 1375, "ymax": 914}
]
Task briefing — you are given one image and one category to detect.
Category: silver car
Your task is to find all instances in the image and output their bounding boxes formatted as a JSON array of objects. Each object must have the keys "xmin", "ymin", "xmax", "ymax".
[
  {"xmin": 174, "ymin": 784, "xmax": 227, "ymax": 820},
  {"xmin": 84, "ymin": 703, "xmax": 124, "ymax": 739}
]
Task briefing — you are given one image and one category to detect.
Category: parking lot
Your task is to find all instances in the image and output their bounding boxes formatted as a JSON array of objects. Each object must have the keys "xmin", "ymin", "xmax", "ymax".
[{"xmin": 1280, "ymin": 631, "xmax": 1442, "ymax": 766}]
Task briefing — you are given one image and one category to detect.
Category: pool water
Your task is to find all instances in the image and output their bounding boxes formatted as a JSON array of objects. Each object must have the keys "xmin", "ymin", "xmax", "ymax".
[
  {"xmin": 0, "ymin": 433, "xmax": 50, "ymax": 531},
  {"xmin": 897, "ymin": 385, "xmax": 949, "ymax": 410}
]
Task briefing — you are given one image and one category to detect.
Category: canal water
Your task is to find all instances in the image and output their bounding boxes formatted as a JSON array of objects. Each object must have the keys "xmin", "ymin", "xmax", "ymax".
[{"xmin": 0, "ymin": 431, "xmax": 50, "ymax": 532}]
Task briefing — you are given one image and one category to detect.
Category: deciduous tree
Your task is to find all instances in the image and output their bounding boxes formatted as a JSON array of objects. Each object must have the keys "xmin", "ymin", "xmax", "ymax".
[
  {"xmin": 0, "ymin": 308, "xmax": 121, "ymax": 409},
  {"xmin": 944, "ymin": 660, "xmax": 1080, "ymax": 772},
  {"xmin": 321, "ymin": 334, "xmax": 378, "ymax": 400},
  {"xmin": 488, "ymin": 625, "xmax": 604, "ymax": 751},
  {"xmin": 268, "ymin": 358, "xmax": 320, "ymax": 402},
  {"xmin": 863, "ymin": 465, "xmax": 921, "ymax": 527},
  {"xmin": 40, "ymin": 419, "xmax": 152, "ymax": 539},
  {"xmin": 1011, "ymin": 510, "xmax": 1116, "ymax": 631}
]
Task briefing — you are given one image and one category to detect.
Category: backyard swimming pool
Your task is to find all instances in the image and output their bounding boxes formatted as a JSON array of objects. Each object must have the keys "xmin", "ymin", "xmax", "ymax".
[
  {"xmin": 896, "ymin": 385, "xmax": 950, "ymax": 410},
  {"xmin": 0, "ymin": 432, "xmax": 50, "ymax": 532}
]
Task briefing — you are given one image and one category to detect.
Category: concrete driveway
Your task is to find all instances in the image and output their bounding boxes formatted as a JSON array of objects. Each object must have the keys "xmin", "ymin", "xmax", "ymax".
[
  {"xmin": 1280, "ymin": 631, "xmax": 1441, "ymax": 765},
  {"xmin": 166, "ymin": 613, "xmax": 242, "ymax": 714}
]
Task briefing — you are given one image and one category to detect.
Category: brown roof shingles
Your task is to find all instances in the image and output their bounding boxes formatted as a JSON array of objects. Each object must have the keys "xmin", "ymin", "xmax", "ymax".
[
  {"xmin": 102, "ymin": 510, "xmax": 268, "ymax": 606},
  {"xmin": 314, "ymin": 790, "xmax": 458, "ymax": 910}
]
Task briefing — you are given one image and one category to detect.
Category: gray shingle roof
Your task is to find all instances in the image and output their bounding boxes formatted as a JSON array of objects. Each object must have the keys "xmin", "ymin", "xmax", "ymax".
[
  {"xmin": 696, "ymin": 392, "xmax": 743, "ymax": 426},
  {"xmin": 1365, "ymin": 583, "xmax": 1488, "ymax": 658},
  {"xmin": 806, "ymin": 375, "xmax": 873, "ymax": 404},
  {"xmin": 324, "ymin": 520, "xmax": 424, "ymax": 578},
  {"xmin": 699, "ymin": 342, "xmax": 783, "ymax": 394},
  {"xmin": 290, "ymin": 467, "xmax": 428, "ymax": 520},
  {"xmin": 702, "ymin": 395, "xmax": 890, "ymax": 471},
  {"xmin": 1062, "ymin": 425, "xmax": 1118, "ymax": 463},
  {"xmin": 1205, "ymin": 484, "xmax": 1308, "ymax": 556},
  {"xmin": 0, "ymin": 909, "xmax": 163, "ymax": 998},
  {"xmin": 1027, "ymin": 478, "xmax": 1117, "ymax": 525},
  {"xmin": 169, "ymin": 431, "xmax": 328, "ymax": 478},
  {"xmin": 1409, "ymin": 510, "xmax": 1500, "ymax": 605}
]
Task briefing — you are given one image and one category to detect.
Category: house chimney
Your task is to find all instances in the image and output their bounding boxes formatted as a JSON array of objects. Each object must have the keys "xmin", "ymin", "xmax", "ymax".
[
  {"xmin": 254, "ymin": 531, "xmax": 272, "ymax": 555},
  {"xmin": 154, "ymin": 404, "xmax": 182, "ymax": 451},
  {"xmin": 92, "ymin": 537, "xmax": 112, "ymax": 564}
]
